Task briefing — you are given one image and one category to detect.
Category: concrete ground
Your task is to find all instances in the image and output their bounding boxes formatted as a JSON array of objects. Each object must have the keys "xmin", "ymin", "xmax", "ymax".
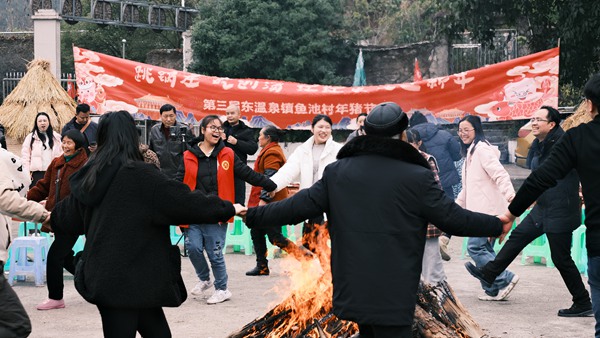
[
  {"xmin": 7, "ymin": 234, "xmax": 595, "ymax": 338},
  {"xmin": 5, "ymin": 136, "xmax": 594, "ymax": 337}
]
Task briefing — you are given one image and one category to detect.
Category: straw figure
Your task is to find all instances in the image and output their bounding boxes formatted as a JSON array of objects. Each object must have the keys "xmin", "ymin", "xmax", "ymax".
[
  {"xmin": 0, "ymin": 59, "xmax": 76, "ymax": 141},
  {"xmin": 563, "ymin": 100, "xmax": 593, "ymax": 131}
]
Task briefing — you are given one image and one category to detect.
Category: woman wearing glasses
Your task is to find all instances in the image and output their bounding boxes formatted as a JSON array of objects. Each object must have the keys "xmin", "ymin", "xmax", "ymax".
[
  {"xmin": 177, "ymin": 115, "xmax": 276, "ymax": 304},
  {"xmin": 456, "ymin": 115, "xmax": 518, "ymax": 301}
]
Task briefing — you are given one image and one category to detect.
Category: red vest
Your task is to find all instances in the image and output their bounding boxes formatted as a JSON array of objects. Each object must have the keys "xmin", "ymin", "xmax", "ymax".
[{"xmin": 182, "ymin": 147, "xmax": 235, "ymax": 225}]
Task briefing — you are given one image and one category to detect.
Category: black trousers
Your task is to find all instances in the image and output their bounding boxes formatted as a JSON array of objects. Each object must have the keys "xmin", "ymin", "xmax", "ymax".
[
  {"xmin": 250, "ymin": 227, "xmax": 293, "ymax": 264},
  {"xmin": 30, "ymin": 171, "xmax": 45, "ymax": 189},
  {"xmin": 358, "ymin": 324, "xmax": 412, "ymax": 338},
  {"xmin": 97, "ymin": 306, "xmax": 171, "ymax": 338},
  {"xmin": 47, "ymin": 232, "xmax": 78, "ymax": 300},
  {"xmin": 0, "ymin": 268, "xmax": 32, "ymax": 338},
  {"xmin": 484, "ymin": 214, "xmax": 590, "ymax": 305}
]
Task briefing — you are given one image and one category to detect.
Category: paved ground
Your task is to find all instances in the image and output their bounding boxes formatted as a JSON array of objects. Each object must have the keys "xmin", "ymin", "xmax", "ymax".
[
  {"xmin": 5, "ymin": 136, "xmax": 595, "ymax": 337},
  {"xmin": 7, "ymin": 232, "xmax": 595, "ymax": 338}
]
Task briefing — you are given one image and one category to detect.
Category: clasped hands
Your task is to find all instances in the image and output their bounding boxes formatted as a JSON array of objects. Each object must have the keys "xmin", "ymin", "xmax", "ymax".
[
  {"xmin": 495, "ymin": 210, "xmax": 517, "ymax": 244},
  {"xmin": 233, "ymin": 203, "xmax": 247, "ymax": 216}
]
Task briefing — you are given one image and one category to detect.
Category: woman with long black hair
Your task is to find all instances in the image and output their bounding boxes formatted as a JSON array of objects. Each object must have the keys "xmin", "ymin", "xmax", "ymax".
[
  {"xmin": 52, "ymin": 110, "xmax": 245, "ymax": 337},
  {"xmin": 21, "ymin": 112, "xmax": 62, "ymax": 187},
  {"xmin": 455, "ymin": 115, "xmax": 518, "ymax": 301}
]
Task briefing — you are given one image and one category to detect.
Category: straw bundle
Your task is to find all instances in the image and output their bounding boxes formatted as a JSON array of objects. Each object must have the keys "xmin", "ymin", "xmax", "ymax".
[
  {"xmin": 563, "ymin": 100, "xmax": 593, "ymax": 131},
  {"xmin": 0, "ymin": 59, "xmax": 76, "ymax": 141}
]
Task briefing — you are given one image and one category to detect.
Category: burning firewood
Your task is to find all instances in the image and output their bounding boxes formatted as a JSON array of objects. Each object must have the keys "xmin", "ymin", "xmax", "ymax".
[
  {"xmin": 229, "ymin": 273, "xmax": 484, "ymax": 337},
  {"xmin": 230, "ymin": 225, "xmax": 485, "ymax": 337}
]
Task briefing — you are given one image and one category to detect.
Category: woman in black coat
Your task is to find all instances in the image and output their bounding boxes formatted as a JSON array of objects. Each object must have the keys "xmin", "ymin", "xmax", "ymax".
[{"xmin": 52, "ymin": 111, "xmax": 245, "ymax": 338}]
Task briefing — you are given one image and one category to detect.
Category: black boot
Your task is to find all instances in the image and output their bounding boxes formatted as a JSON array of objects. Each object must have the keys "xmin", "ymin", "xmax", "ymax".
[
  {"xmin": 246, "ymin": 262, "xmax": 269, "ymax": 276},
  {"xmin": 558, "ymin": 303, "xmax": 593, "ymax": 317}
]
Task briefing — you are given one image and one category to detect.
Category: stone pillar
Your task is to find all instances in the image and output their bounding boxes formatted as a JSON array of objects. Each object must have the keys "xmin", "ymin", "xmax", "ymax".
[
  {"xmin": 182, "ymin": 30, "xmax": 193, "ymax": 72},
  {"xmin": 32, "ymin": 9, "xmax": 61, "ymax": 79}
]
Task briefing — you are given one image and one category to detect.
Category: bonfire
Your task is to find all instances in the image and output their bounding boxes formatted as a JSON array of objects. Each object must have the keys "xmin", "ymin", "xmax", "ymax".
[
  {"xmin": 229, "ymin": 226, "xmax": 485, "ymax": 338},
  {"xmin": 0, "ymin": 59, "xmax": 76, "ymax": 141}
]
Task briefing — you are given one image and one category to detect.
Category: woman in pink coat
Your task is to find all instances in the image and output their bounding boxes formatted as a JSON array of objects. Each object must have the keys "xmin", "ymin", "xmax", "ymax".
[
  {"xmin": 21, "ymin": 112, "xmax": 63, "ymax": 187},
  {"xmin": 456, "ymin": 115, "xmax": 518, "ymax": 301}
]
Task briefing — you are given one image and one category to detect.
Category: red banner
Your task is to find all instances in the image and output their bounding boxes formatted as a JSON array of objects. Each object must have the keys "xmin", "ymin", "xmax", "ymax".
[{"xmin": 74, "ymin": 46, "xmax": 558, "ymax": 129}]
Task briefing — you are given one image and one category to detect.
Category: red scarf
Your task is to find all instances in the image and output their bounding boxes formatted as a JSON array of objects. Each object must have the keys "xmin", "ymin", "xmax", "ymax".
[
  {"xmin": 248, "ymin": 142, "xmax": 278, "ymax": 207},
  {"xmin": 182, "ymin": 147, "xmax": 235, "ymax": 225}
]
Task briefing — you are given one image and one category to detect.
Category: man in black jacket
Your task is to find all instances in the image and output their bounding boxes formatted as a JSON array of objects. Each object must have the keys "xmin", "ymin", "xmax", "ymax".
[
  {"xmin": 502, "ymin": 73, "xmax": 600, "ymax": 337},
  {"xmin": 222, "ymin": 104, "xmax": 258, "ymax": 205},
  {"xmin": 148, "ymin": 104, "xmax": 193, "ymax": 179},
  {"xmin": 246, "ymin": 102, "xmax": 512, "ymax": 338},
  {"xmin": 466, "ymin": 106, "xmax": 591, "ymax": 316},
  {"xmin": 62, "ymin": 103, "xmax": 98, "ymax": 155}
]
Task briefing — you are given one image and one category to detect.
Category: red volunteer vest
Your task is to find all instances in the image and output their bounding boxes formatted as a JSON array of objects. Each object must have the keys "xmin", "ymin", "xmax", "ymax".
[{"xmin": 181, "ymin": 147, "xmax": 235, "ymax": 225}]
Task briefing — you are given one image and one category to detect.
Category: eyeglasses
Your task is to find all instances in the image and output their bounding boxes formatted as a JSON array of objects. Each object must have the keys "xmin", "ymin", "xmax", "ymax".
[
  {"xmin": 457, "ymin": 128, "xmax": 474, "ymax": 134},
  {"xmin": 530, "ymin": 118, "xmax": 549, "ymax": 123},
  {"xmin": 207, "ymin": 125, "xmax": 224, "ymax": 132}
]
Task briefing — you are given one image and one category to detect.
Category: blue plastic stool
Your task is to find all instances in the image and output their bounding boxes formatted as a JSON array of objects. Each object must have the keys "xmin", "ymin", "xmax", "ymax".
[
  {"xmin": 224, "ymin": 217, "xmax": 253, "ymax": 255},
  {"xmin": 72, "ymin": 236, "xmax": 86, "ymax": 254},
  {"xmin": 7, "ymin": 236, "xmax": 49, "ymax": 286}
]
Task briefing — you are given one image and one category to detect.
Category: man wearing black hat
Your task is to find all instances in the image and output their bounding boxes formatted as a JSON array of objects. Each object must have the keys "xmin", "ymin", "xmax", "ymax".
[{"xmin": 245, "ymin": 102, "xmax": 513, "ymax": 337}]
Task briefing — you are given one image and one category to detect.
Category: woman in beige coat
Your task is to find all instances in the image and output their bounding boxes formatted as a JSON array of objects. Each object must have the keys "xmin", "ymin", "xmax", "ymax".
[
  {"xmin": 0, "ymin": 148, "xmax": 50, "ymax": 337},
  {"xmin": 456, "ymin": 115, "xmax": 518, "ymax": 301}
]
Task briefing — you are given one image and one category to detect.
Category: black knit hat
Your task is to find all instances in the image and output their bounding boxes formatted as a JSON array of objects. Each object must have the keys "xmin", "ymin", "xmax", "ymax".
[
  {"xmin": 409, "ymin": 111, "xmax": 428, "ymax": 126},
  {"xmin": 62, "ymin": 129, "xmax": 86, "ymax": 149},
  {"xmin": 364, "ymin": 102, "xmax": 408, "ymax": 137}
]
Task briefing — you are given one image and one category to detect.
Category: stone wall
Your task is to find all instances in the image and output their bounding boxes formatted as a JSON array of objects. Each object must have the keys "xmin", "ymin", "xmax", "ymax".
[
  {"xmin": 352, "ymin": 41, "xmax": 449, "ymax": 85},
  {"xmin": 145, "ymin": 49, "xmax": 183, "ymax": 71}
]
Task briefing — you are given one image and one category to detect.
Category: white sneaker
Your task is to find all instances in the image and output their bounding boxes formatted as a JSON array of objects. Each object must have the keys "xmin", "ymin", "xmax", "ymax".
[
  {"xmin": 206, "ymin": 289, "xmax": 232, "ymax": 304},
  {"xmin": 190, "ymin": 280, "xmax": 213, "ymax": 296},
  {"xmin": 478, "ymin": 274, "xmax": 519, "ymax": 301}
]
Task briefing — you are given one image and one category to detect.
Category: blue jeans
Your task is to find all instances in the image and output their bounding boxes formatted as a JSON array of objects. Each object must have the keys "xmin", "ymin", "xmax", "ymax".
[
  {"xmin": 185, "ymin": 223, "xmax": 228, "ymax": 290},
  {"xmin": 588, "ymin": 256, "xmax": 600, "ymax": 337},
  {"xmin": 467, "ymin": 237, "xmax": 514, "ymax": 296}
]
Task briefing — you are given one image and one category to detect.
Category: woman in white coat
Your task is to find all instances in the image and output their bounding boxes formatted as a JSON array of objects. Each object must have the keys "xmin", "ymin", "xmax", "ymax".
[
  {"xmin": 21, "ymin": 112, "xmax": 63, "ymax": 187},
  {"xmin": 270, "ymin": 114, "xmax": 342, "ymax": 255},
  {"xmin": 0, "ymin": 148, "xmax": 50, "ymax": 338},
  {"xmin": 456, "ymin": 115, "xmax": 518, "ymax": 301}
]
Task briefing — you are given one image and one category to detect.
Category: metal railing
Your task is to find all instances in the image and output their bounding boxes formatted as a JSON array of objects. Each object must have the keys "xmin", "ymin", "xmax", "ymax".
[
  {"xmin": 450, "ymin": 29, "xmax": 519, "ymax": 73},
  {"xmin": 1, "ymin": 72, "xmax": 76, "ymax": 103}
]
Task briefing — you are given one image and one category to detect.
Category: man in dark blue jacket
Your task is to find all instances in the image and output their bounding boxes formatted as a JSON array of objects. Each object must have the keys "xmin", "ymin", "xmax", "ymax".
[
  {"xmin": 501, "ymin": 74, "xmax": 600, "ymax": 336},
  {"xmin": 465, "ymin": 106, "xmax": 591, "ymax": 315},
  {"xmin": 410, "ymin": 111, "xmax": 462, "ymax": 260}
]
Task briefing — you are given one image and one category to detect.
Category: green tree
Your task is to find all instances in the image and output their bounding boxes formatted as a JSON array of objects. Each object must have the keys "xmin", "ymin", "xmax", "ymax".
[
  {"xmin": 61, "ymin": 22, "xmax": 182, "ymax": 73},
  {"xmin": 190, "ymin": 0, "xmax": 353, "ymax": 85},
  {"xmin": 434, "ymin": 0, "xmax": 600, "ymax": 99},
  {"xmin": 343, "ymin": 0, "xmax": 438, "ymax": 45}
]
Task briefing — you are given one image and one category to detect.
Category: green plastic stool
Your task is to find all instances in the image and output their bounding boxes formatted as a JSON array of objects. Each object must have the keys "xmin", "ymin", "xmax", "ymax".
[
  {"xmin": 571, "ymin": 225, "xmax": 587, "ymax": 274},
  {"xmin": 224, "ymin": 217, "xmax": 253, "ymax": 255},
  {"xmin": 521, "ymin": 234, "xmax": 554, "ymax": 267}
]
